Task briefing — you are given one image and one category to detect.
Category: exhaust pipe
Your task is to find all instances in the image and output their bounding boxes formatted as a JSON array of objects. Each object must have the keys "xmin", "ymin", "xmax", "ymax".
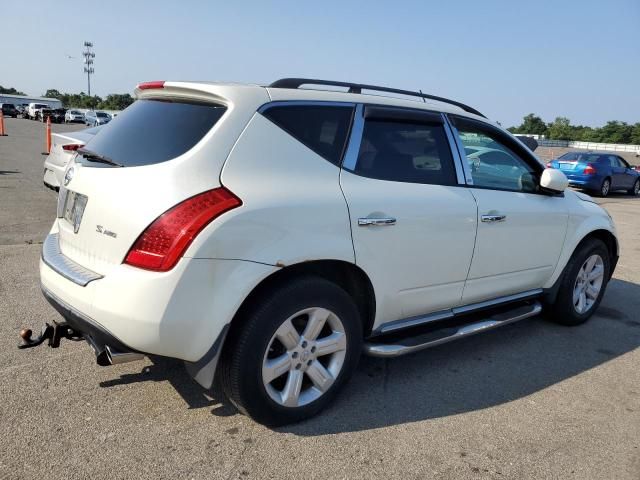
[{"xmin": 105, "ymin": 345, "xmax": 144, "ymax": 365}]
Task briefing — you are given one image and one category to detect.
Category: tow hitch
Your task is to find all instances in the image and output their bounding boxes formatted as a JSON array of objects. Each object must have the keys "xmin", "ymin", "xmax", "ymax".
[{"xmin": 18, "ymin": 322, "xmax": 83, "ymax": 349}]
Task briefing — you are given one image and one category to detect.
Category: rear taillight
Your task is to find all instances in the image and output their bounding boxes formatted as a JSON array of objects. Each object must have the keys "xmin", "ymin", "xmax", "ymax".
[
  {"xmin": 124, "ymin": 187, "xmax": 242, "ymax": 271},
  {"xmin": 138, "ymin": 81, "xmax": 165, "ymax": 90},
  {"xmin": 583, "ymin": 164, "xmax": 597, "ymax": 175},
  {"xmin": 546, "ymin": 162, "xmax": 553, "ymax": 168},
  {"xmin": 62, "ymin": 143, "xmax": 84, "ymax": 152}
]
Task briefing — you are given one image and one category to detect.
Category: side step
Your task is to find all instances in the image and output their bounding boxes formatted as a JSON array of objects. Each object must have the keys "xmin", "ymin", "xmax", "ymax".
[{"xmin": 364, "ymin": 301, "xmax": 542, "ymax": 358}]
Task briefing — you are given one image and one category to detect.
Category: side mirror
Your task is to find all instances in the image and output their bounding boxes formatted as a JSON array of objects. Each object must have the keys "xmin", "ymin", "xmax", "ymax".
[{"xmin": 540, "ymin": 168, "xmax": 568, "ymax": 193}]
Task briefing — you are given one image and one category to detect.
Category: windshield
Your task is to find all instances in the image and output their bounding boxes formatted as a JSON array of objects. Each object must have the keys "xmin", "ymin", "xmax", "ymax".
[
  {"xmin": 82, "ymin": 99, "xmax": 226, "ymax": 167},
  {"xmin": 559, "ymin": 152, "xmax": 601, "ymax": 163}
]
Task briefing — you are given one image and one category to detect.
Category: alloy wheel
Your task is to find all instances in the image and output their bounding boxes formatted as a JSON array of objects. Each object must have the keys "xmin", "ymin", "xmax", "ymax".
[
  {"xmin": 572, "ymin": 254, "xmax": 604, "ymax": 314},
  {"xmin": 262, "ymin": 307, "xmax": 347, "ymax": 408},
  {"xmin": 601, "ymin": 180, "xmax": 610, "ymax": 196}
]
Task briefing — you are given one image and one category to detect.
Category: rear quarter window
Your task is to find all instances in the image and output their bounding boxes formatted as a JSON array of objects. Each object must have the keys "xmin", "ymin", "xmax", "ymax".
[
  {"xmin": 80, "ymin": 99, "xmax": 226, "ymax": 167},
  {"xmin": 261, "ymin": 104, "xmax": 354, "ymax": 166}
]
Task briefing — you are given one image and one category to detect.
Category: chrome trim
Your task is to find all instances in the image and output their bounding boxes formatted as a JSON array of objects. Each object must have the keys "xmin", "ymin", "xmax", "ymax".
[
  {"xmin": 364, "ymin": 302, "xmax": 542, "ymax": 358},
  {"xmin": 442, "ymin": 113, "xmax": 466, "ymax": 185},
  {"xmin": 378, "ymin": 310, "xmax": 454, "ymax": 335},
  {"xmin": 342, "ymin": 103, "xmax": 365, "ymax": 171},
  {"xmin": 358, "ymin": 217, "xmax": 396, "ymax": 227},
  {"xmin": 56, "ymin": 187, "xmax": 68, "ymax": 218},
  {"xmin": 481, "ymin": 214, "xmax": 507, "ymax": 223},
  {"xmin": 443, "ymin": 114, "xmax": 474, "ymax": 185},
  {"xmin": 257, "ymin": 100, "xmax": 356, "ymax": 114},
  {"xmin": 452, "ymin": 288, "xmax": 542, "ymax": 315},
  {"xmin": 374, "ymin": 288, "xmax": 543, "ymax": 335},
  {"xmin": 41, "ymin": 233, "xmax": 103, "ymax": 287}
]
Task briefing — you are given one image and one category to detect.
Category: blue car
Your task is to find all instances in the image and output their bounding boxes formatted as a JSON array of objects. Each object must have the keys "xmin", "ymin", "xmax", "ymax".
[{"xmin": 547, "ymin": 151, "xmax": 640, "ymax": 197}]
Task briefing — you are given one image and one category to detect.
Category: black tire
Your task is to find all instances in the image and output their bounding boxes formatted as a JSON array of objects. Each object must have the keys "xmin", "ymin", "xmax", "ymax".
[
  {"xmin": 220, "ymin": 276, "xmax": 362, "ymax": 426},
  {"xmin": 598, "ymin": 178, "xmax": 611, "ymax": 197},
  {"xmin": 546, "ymin": 238, "xmax": 610, "ymax": 326},
  {"xmin": 628, "ymin": 179, "xmax": 640, "ymax": 196}
]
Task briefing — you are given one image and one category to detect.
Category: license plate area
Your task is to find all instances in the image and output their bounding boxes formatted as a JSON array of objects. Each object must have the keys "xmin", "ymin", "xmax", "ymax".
[
  {"xmin": 559, "ymin": 162, "xmax": 576, "ymax": 170},
  {"xmin": 59, "ymin": 188, "xmax": 88, "ymax": 233}
]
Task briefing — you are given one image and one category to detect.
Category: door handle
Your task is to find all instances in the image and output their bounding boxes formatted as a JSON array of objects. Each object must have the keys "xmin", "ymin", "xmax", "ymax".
[
  {"xmin": 481, "ymin": 214, "xmax": 506, "ymax": 223},
  {"xmin": 358, "ymin": 217, "xmax": 396, "ymax": 227}
]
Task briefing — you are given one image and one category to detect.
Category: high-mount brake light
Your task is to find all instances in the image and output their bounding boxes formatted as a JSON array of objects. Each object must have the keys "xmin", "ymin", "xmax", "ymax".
[
  {"xmin": 62, "ymin": 144, "xmax": 85, "ymax": 152},
  {"xmin": 138, "ymin": 81, "xmax": 165, "ymax": 90},
  {"xmin": 583, "ymin": 164, "xmax": 597, "ymax": 175},
  {"xmin": 124, "ymin": 187, "xmax": 242, "ymax": 272}
]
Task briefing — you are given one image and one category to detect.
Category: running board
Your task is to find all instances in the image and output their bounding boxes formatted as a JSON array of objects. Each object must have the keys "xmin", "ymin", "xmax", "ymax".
[{"xmin": 363, "ymin": 301, "xmax": 542, "ymax": 358}]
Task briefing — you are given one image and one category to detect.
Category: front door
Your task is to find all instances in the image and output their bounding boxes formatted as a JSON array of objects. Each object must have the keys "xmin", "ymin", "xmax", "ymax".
[{"xmin": 449, "ymin": 115, "xmax": 569, "ymax": 304}]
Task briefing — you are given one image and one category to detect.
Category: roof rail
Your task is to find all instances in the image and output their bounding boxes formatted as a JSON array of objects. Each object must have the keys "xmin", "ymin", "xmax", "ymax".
[{"xmin": 268, "ymin": 78, "xmax": 485, "ymax": 118}]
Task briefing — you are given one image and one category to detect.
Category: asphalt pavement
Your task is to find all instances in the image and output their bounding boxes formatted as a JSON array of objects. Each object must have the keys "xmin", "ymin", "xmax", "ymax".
[{"xmin": 0, "ymin": 117, "xmax": 638, "ymax": 479}]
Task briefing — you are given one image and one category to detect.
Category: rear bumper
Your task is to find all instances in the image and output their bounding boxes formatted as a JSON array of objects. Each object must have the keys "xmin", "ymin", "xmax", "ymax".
[
  {"xmin": 564, "ymin": 175, "xmax": 601, "ymax": 190},
  {"xmin": 43, "ymin": 157, "xmax": 65, "ymax": 189},
  {"xmin": 39, "ymin": 232, "xmax": 277, "ymax": 363}
]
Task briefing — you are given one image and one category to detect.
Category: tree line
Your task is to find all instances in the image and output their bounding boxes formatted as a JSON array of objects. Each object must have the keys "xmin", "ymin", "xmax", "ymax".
[
  {"xmin": 0, "ymin": 85, "xmax": 27, "ymax": 95},
  {"xmin": 508, "ymin": 114, "xmax": 640, "ymax": 145},
  {"xmin": 43, "ymin": 89, "xmax": 134, "ymax": 111}
]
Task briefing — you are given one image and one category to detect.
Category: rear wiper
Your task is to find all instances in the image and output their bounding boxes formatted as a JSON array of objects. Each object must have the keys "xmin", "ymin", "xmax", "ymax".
[{"xmin": 77, "ymin": 148, "xmax": 124, "ymax": 167}]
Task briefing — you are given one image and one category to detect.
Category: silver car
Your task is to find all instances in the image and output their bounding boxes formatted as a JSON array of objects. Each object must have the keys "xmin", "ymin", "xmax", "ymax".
[
  {"xmin": 65, "ymin": 109, "xmax": 85, "ymax": 123},
  {"xmin": 84, "ymin": 110, "xmax": 111, "ymax": 126}
]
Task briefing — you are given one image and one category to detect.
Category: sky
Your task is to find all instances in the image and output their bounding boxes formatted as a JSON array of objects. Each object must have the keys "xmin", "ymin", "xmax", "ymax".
[{"xmin": 3, "ymin": 0, "xmax": 639, "ymax": 127}]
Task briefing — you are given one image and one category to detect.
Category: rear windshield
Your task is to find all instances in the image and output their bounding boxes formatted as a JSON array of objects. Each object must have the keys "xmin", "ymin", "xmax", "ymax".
[
  {"xmin": 96, "ymin": 112, "xmax": 108, "ymax": 118},
  {"xmin": 559, "ymin": 152, "xmax": 601, "ymax": 163},
  {"xmin": 81, "ymin": 99, "xmax": 226, "ymax": 167}
]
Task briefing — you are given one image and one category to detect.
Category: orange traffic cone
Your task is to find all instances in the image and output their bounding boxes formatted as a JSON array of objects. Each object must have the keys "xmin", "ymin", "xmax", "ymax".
[
  {"xmin": 0, "ymin": 110, "xmax": 6, "ymax": 136},
  {"xmin": 42, "ymin": 116, "xmax": 52, "ymax": 155}
]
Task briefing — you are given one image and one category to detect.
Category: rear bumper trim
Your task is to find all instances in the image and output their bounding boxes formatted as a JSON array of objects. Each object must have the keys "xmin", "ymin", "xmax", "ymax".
[
  {"xmin": 41, "ymin": 285, "xmax": 136, "ymax": 355},
  {"xmin": 41, "ymin": 233, "xmax": 103, "ymax": 287}
]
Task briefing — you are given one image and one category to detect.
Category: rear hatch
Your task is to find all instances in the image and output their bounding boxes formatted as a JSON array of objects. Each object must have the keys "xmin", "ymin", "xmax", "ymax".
[{"xmin": 54, "ymin": 83, "xmax": 268, "ymax": 275}]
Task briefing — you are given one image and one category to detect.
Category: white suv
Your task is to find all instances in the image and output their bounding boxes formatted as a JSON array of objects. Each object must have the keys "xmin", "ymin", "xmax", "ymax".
[{"xmin": 29, "ymin": 79, "xmax": 618, "ymax": 425}]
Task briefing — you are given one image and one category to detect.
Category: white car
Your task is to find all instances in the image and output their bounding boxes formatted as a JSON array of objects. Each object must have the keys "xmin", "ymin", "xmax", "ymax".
[
  {"xmin": 27, "ymin": 79, "xmax": 618, "ymax": 426},
  {"xmin": 42, "ymin": 127, "xmax": 100, "ymax": 190},
  {"xmin": 65, "ymin": 110, "xmax": 85, "ymax": 123}
]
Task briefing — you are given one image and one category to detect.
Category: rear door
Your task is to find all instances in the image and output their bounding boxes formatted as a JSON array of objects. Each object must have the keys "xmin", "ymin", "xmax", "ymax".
[
  {"xmin": 610, "ymin": 155, "xmax": 634, "ymax": 189},
  {"xmin": 340, "ymin": 105, "xmax": 477, "ymax": 325},
  {"xmin": 449, "ymin": 115, "xmax": 569, "ymax": 304}
]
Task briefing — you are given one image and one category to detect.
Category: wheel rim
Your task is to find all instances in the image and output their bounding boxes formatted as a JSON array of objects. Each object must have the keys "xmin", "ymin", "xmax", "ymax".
[
  {"xmin": 602, "ymin": 180, "xmax": 610, "ymax": 196},
  {"xmin": 634, "ymin": 181, "xmax": 639, "ymax": 195},
  {"xmin": 262, "ymin": 307, "xmax": 347, "ymax": 408},
  {"xmin": 572, "ymin": 254, "xmax": 605, "ymax": 314}
]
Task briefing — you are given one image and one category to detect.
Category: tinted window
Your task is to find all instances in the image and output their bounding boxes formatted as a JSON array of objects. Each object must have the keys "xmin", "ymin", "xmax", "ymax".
[
  {"xmin": 262, "ymin": 105, "xmax": 353, "ymax": 166},
  {"xmin": 454, "ymin": 118, "xmax": 538, "ymax": 193},
  {"xmin": 353, "ymin": 119, "xmax": 457, "ymax": 185},
  {"xmin": 96, "ymin": 112, "xmax": 108, "ymax": 118},
  {"xmin": 81, "ymin": 99, "xmax": 226, "ymax": 167}
]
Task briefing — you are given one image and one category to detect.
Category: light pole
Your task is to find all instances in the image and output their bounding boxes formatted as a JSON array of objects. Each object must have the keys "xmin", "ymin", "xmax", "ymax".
[{"xmin": 82, "ymin": 41, "xmax": 95, "ymax": 97}]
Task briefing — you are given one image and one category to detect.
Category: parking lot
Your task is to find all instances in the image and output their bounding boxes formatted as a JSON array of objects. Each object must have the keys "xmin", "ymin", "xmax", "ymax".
[{"xmin": 1, "ymin": 117, "xmax": 638, "ymax": 479}]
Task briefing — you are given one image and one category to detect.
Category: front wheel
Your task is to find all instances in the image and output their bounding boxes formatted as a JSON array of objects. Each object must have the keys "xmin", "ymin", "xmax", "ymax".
[
  {"xmin": 628, "ymin": 179, "xmax": 640, "ymax": 196},
  {"xmin": 546, "ymin": 238, "xmax": 610, "ymax": 326},
  {"xmin": 220, "ymin": 276, "xmax": 362, "ymax": 426}
]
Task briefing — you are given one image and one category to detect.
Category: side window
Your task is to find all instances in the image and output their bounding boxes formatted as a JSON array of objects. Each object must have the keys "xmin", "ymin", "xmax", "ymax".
[
  {"xmin": 617, "ymin": 156, "xmax": 630, "ymax": 168},
  {"xmin": 261, "ymin": 105, "xmax": 354, "ymax": 166},
  {"xmin": 353, "ymin": 117, "xmax": 457, "ymax": 185},
  {"xmin": 453, "ymin": 117, "xmax": 538, "ymax": 193},
  {"xmin": 605, "ymin": 155, "xmax": 620, "ymax": 167}
]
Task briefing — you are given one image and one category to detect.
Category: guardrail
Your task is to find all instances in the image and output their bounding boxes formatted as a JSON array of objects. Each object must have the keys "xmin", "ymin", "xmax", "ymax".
[{"xmin": 520, "ymin": 137, "xmax": 640, "ymax": 154}]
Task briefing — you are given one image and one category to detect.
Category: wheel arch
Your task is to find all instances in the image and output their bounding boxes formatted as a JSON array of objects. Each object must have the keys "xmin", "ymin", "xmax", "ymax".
[{"xmin": 228, "ymin": 260, "xmax": 377, "ymax": 339}]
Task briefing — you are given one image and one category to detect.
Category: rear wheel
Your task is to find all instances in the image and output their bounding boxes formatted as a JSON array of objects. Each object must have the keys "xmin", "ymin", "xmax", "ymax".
[
  {"xmin": 628, "ymin": 179, "xmax": 640, "ymax": 196},
  {"xmin": 220, "ymin": 276, "xmax": 362, "ymax": 426},
  {"xmin": 598, "ymin": 178, "xmax": 611, "ymax": 197},
  {"xmin": 547, "ymin": 238, "xmax": 610, "ymax": 326}
]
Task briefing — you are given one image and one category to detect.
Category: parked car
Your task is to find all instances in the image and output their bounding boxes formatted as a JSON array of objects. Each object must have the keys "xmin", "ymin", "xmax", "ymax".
[
  {"xmin": 65, "ymin": 109, "xmax": 85, "ymax": 123},
  {"xmin": 15, "ymin": 105, "xmax": 26, "ymax": 116},
  {"xmin": 27, "ymin": 103, "xmax": 50, "ymax": 120},
  {"xmin": 547, "ymin": 151, "xmax": 640, "ymax": 197},
  {"xmin": 53, "ymin": 108, "xmax": 66, "ymax": 123},
  {"xmin": 42, "ymin": 126, "xmax": 101, "ymax": 191},
  {"xmin": 0, "ymin": 103, "xmax": 19, "ymax": 118},
  {"xmin": 84, "ymin": 110, "xmax": 111, "ymax": 126},
  {"xmin": 28, "ymin": 79, "xmax": 618, "ymax": 426}
]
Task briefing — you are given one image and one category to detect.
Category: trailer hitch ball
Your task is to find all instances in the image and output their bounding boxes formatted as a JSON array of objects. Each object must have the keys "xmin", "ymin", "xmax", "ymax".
[{"xmin": 20, "ymin": 328, "xmax": 33, "ymax": 342}]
